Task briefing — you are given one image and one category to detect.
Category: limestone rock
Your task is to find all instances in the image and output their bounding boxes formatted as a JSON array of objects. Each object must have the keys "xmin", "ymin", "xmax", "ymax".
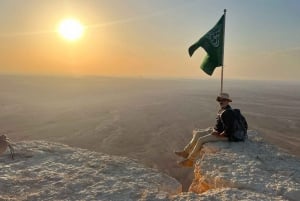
[
  {"xmin": 188, "ymin": 130, "xmax": 300, "ymax": 201},
  {"xmin": 172, "ymin": 188, "xmax": 287, "ymax": 201},
  {"xmin": 1, "ymin": 131, "xmax": 299, "ymax": 201},
  {"xmin": 0, "ymin": 141, "xmax": 181, "ymax": 201}
]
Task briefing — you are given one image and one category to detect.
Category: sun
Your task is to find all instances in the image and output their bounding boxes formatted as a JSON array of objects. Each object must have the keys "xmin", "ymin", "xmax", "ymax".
[{"xmin": 58, "ymin": 18, "xmax": 84, "ymax": 41}]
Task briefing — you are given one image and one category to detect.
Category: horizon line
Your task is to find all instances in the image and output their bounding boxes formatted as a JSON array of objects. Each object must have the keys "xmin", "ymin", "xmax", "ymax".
[{"xmin": 0, "ymin": 72, "xmax": 299, "ymax": 83}]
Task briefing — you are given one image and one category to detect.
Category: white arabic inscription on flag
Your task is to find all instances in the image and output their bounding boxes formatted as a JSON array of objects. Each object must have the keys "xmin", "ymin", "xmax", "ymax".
[{"xmin": 205, "ymin": 24, "xmax": 221, "ymax": 48}]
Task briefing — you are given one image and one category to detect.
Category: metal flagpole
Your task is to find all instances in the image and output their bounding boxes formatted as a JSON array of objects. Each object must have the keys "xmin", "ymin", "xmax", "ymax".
[{"xmin": 221, "ymin": 9, "xmax": 226, "ymax": 94}]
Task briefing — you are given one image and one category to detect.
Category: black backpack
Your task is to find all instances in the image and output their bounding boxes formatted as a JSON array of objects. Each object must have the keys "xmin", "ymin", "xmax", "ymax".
[{"xmin": 222, "ymin": 109, "xmax": 248, "ymax": 141}]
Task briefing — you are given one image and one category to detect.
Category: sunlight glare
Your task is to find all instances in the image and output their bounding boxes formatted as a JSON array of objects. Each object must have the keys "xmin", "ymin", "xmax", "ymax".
[{"xmin": 58, "ymin": 18, "xmax": 84, "ymax": 41}]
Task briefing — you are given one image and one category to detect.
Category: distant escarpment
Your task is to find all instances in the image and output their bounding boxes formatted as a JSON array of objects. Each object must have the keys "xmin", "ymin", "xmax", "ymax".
[{"xmin": 1, "ymin": 131, "xmax": 299, "ymax": 200}]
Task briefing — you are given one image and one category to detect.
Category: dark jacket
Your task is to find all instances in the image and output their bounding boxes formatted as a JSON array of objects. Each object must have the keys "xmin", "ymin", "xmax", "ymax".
[{"xmin": 214, "ymin": 105, "xmax": 235, "ymax": 138}]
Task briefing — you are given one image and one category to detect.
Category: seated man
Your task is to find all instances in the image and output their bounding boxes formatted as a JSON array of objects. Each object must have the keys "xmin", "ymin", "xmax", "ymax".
[{"xmin": 175, "ymin": 93, "xmax": 235, "ymax": 167}]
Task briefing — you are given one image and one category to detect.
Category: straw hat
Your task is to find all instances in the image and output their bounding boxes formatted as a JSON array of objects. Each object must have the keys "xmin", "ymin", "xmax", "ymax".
[{"xmin": 216, "ymin": 93, "xmax": 232, "ymax": 102}]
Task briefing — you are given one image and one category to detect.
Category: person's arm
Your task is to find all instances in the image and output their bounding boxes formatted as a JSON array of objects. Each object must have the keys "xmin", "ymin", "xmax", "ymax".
[
  {"xmin": 213, "ymin": 113, "xmax": 224, "ymax": 135},
  {"xmin": 221, "ymin": 110, "xmax": 235, "ymax": 136}
]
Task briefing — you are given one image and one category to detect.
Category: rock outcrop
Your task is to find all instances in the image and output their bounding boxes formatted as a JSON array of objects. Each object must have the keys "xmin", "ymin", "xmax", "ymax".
[
  {"xmin": 172, "ymin": 188, "xmax": 287, "ymax": 201},
  {"xmin": 0, "ymin": 141, "xmax": 181, "ymax": 201},
  {"xmin": 186, "ymin": 130, "xmax": 300, "ymax": 200},
  {"xmin": 1, "ymin": 130, "xmax": 299, "ymax": 201}
]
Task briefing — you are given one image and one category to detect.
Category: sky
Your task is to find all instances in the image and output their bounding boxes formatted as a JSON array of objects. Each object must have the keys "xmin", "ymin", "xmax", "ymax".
[{"xmin": 0, "ymin": 0, "xmax": 299, "ymax": 81}]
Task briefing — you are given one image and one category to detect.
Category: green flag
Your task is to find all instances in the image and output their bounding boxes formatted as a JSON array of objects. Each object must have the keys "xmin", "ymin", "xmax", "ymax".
[{"xmin": 189, "ymin": 14, "xmax": 225, "ymax": 75}]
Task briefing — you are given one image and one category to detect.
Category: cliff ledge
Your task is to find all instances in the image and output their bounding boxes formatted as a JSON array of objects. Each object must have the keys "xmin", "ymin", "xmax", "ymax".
[
  {"xmin": 0, "ymin": 141, "xmax": 181, "ymax": 201},
  {"xmin": 182, "ymin": 130, "xmax": 300, "ymax": 201}
]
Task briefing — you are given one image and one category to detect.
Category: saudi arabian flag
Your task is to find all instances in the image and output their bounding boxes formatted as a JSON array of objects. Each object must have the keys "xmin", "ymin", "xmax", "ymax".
[{"xmin": 189, "ymin": 14, "xmax": 225, "ymax": 75}]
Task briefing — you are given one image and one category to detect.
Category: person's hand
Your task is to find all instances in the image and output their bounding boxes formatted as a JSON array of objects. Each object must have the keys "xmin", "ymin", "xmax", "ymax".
[
  {"xmin": 218, "ymin": 132, "xmax": 226, "ymax": 137},
  {"xmin": 211, "ymin": 131, "xmax": 219, "ymax": 136}
]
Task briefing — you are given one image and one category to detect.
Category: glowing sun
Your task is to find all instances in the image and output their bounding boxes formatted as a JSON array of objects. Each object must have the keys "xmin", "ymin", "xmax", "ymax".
[{"xmin": 58, "ymin": 18, "xmax": 84, "ymax": 41}]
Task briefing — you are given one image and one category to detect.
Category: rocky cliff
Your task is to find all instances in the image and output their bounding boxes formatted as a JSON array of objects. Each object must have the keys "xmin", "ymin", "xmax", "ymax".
[
  {"xmin": 1, "ymin": 131, "xmax": 299, "ymax": 201},
  {"xmin": 185, "ymin": 130, "xmax": 300, "ymax": 200},
  {"xmin": 0, "ymin": 141, "xmax": 181, "ymax": 201}
]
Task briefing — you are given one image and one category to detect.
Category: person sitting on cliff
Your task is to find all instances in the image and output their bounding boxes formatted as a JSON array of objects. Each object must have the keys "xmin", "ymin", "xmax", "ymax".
[{"xmin": 175, "ymin": 93, "xmax": 236, "ymax": 167}]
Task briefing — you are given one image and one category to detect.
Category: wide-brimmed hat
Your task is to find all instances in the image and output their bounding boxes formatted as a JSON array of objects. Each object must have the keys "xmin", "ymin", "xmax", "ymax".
[{"xmin": 216, "ymin": 93, "xmax": 232, "ymax": 102}]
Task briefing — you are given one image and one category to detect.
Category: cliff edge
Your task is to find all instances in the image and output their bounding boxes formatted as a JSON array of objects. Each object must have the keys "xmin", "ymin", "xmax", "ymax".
[
  {"xmin": 1, "ymin": 130, "xmax": 299, "ymax": 200},
  {"xmin": 0, "ymin": 141, "xmax": 181, "ymax": 201},
  {"xmin": 184, "ymin": 130, "xmax": 300, "ymax": 200}
]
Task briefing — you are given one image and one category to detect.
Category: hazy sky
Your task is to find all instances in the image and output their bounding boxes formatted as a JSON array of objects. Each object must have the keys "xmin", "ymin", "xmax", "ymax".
[{"xmin": 0, "ymin": 0, "xmax": 299, "ymax": 80}]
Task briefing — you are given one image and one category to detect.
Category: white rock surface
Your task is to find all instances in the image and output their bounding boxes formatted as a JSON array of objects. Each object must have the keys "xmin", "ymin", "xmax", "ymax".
[
  {"xmin": 188, "ymin": 130, "xmax": 300, "ymax": 201},
  {"xmin": 1, "ymin": 131, "xmax": 299, "ymax": 201},
  {"xmin": 0, "ymin": 141, "xmax": 181, "ymax": 201},
  {"xmin": 172, "ymin": 188, "xmax": 287, "ymax": 201}
]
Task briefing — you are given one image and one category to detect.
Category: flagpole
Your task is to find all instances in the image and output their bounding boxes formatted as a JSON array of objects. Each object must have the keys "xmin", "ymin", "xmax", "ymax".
[{"xmin": 221, "ymin": 9, "xmax": 226, "ymax": 94}]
